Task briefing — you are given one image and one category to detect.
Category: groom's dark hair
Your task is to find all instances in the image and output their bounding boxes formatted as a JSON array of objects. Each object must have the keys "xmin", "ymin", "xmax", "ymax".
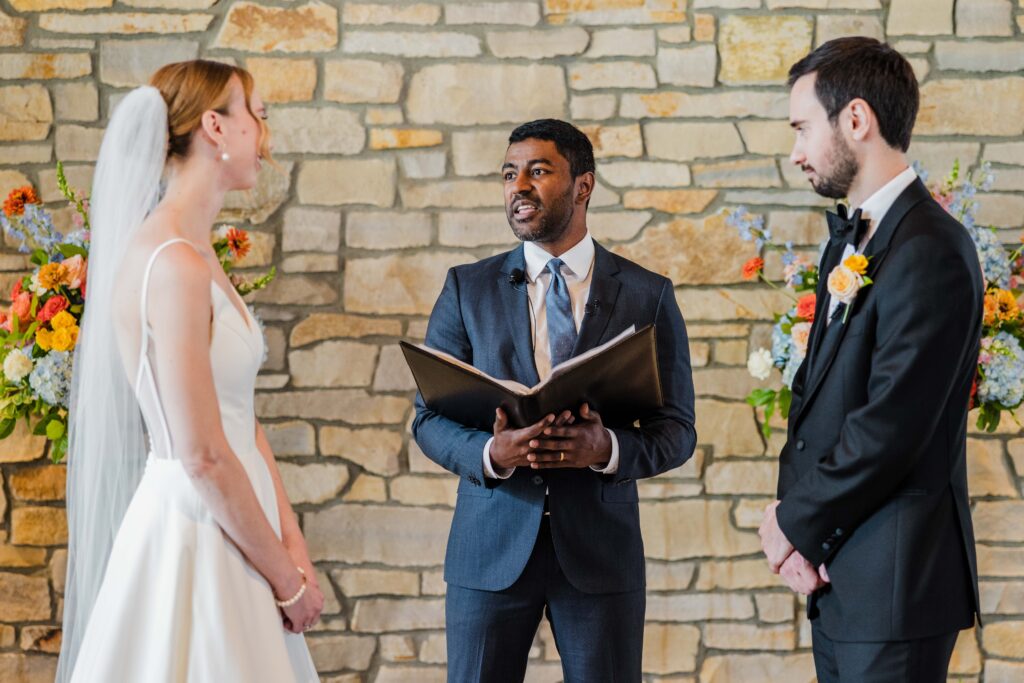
[
  {"xmin": 788, "ymin": 37, "xmax": 919, "ymax": 153},
  {"xmin": 508, "ymin": 119, "xmax": 595, "ymax": 179}
]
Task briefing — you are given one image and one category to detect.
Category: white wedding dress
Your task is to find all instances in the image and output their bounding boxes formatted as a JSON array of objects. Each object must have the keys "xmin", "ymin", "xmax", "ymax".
[{"xmin": 70, "ymin": 239, "xmax": 319, "ymax": 682}]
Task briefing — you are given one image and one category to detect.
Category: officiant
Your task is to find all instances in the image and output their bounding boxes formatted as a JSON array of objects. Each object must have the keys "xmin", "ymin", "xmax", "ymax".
[{"xmin": 411, "ymin": 119, "xmax": 697, "ymax": 683}]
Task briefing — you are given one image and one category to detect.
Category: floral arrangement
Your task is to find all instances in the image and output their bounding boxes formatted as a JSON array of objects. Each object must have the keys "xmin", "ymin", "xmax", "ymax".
[
  {"xmin": 732, "ymin": 160, "xmax": 1024, "ymax": 437},
  {"xmin": 0, "ymin": 163, "xmax": 276, "ymax": 462}
]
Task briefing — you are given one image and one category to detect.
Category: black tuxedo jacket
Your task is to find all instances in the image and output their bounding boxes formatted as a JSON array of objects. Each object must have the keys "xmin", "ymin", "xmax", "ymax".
[{"xmin": 776, "ymin": 178, "xmax": 983, "ymax": 641}]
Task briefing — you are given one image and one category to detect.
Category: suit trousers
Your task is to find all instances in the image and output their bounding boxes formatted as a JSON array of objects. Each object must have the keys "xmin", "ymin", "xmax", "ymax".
[
  {"xmin": 812, "ymin": 624, "xmax": 959, "ymax": 683},
  {"xmin": 445, "ymin": 517, "xmax": 645, "ymax": 683}
]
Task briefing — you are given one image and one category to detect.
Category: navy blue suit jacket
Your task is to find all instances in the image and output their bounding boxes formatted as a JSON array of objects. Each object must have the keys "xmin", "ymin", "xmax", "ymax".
[{"xmin": 411, "ymin": 241, "xmax": 697, "ymax": 594}]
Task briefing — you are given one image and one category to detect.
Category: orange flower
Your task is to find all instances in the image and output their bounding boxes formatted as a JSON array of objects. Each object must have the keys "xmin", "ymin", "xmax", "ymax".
[
  {"xmin": 796, "ymin": 293, "xmax": 817, "ymax": 322},
  {"xmin": 36, "ymin": 295, "xmax": 68, "ymax": 324},
  {"xmin": 984, "ymin": 292, "xmax": 999, "ymax": 327},
  {"xmin": 9, "ymin": 292, "xmax": 30, "ymax": 323},
  {"xmin": 3, "ymin": 186, "xmax": 40, "ymax": 217},
  {"xmin": 995, "ymin": 289, "xmax": 1019, "ymax": 322},
  {"xmin": 843, "ymin": 253, "xmax": 869, "ymax": 276},
  {"xmin": 742, "ymin": 257, "xmax": 765, "ymax": 281},
  {"xmin": 38, "ymin": 262, "xmax": 70, "ymax": 291},
  {"xmin": 226, "ymin": 227, "xmax": 250, "ymax": 261}
]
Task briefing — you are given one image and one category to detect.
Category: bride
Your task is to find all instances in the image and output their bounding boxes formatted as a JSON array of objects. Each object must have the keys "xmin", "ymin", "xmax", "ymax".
[{"xmin": 56, "ymin": 60, "xmax": 324, "ymax": 682}]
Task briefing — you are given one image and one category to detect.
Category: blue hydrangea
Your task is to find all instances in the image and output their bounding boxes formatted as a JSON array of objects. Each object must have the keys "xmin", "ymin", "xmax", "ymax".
[
  {"xmin": 771, "ymin": 319, "xmax": 793, "ymax": 367},
  {"xmin": 968, "ymin": 225, "xmax": 1012, "ymax": 289},
  {"xmin": 28, "ymin": 351, "xmax": 73, "ymax": 409},
  {"xmin": 978, "ymin": 332, "xmax": 1024, "ymax": 408}
]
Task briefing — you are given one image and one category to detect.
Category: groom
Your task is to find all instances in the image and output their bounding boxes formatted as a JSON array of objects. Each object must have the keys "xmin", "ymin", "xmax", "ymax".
[
  {"xmin": 759, "ymin": 38, "xmax": 982, "ymax": 682},
  {"xmin": 412, "ymin": 119, "xmax": 696, "ymax": 682}
]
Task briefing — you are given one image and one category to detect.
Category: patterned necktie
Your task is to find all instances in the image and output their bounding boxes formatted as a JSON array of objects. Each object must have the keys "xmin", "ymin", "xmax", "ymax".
[{"xmin": 546, "ymin": 258, "xmax": 577, "ymax": 368}]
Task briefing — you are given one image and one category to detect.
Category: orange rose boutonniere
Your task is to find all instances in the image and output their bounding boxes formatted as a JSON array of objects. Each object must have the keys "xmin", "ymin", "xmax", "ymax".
[{"xmin": 827, "ymin": 254, "xmax": 873, "ymax": 324}]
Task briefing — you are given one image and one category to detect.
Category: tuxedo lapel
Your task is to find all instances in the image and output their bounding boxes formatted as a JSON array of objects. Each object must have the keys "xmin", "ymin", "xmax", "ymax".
[
  {"xmin": 572, "ymin": 242, "xmax": 622, "ymax": 356},
  {"xmin": 793, "ymin": 178, "xmax": 932, "ymax": 431},
  {"xmin": 498, "ymin": 246, "xmax": 541, "ymax": 387}
]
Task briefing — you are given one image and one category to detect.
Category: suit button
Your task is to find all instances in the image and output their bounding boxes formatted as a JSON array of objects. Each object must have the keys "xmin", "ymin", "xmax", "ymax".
[
  {"xmin": 468, "ymin": 475, "xmax": 480, "ymax": 486},
  {"xmin": 821, "ymin": 542, "xmax": 831, "ymax": 552},
  {"xmin": 796, "ymin": 439, "xmax": 806, "ymax": 451},
  {"xmin": 532, "ymin": 475, "xmax": 544, "ymax": 486},
  {"xmin": 835, "ymin": 528, "xmax": 843, "ymax": 537}
]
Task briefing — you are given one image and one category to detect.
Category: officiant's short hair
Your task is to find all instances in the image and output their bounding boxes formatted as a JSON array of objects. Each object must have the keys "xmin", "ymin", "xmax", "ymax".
[
  {"xmin": 508, "ymin": 119, "xmax": 595, "ymax": 180},
  {"xmin": 788, "ymin": 37, "xmax": 918, "ymax": 153}
]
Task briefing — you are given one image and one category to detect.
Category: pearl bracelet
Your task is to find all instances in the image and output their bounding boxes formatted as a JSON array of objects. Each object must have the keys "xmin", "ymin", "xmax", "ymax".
[{"xmin": 275, "ymin": 567, "xmax": 307, "ymax": 608}]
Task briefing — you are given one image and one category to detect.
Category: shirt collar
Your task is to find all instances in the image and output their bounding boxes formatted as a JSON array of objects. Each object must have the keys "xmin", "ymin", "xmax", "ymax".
[
  {"xmin": 856, "ymin": 166, "xmax": 917, "ymax": 244},
  {"xmin": 523, "ymin": 231, "xmax": 595, "ymax": 282}
]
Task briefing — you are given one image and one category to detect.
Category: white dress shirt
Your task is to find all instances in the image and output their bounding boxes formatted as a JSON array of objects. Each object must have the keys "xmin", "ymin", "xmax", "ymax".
[
  {"xmin": 483, "ymin": 231, "xmax": 621, "ymax": 479},
  {"xmin": 826, "ymin": 166, "xmax": 917, "ymax": 323}
]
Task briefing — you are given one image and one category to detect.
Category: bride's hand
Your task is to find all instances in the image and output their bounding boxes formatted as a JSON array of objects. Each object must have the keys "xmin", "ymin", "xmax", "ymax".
[{"xmin": 280, "ymin": 579, "xmax": 325, "ymax": 634}]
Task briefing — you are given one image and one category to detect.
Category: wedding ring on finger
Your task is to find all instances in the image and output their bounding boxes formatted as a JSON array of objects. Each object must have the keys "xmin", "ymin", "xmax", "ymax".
[{"xmin": 559, "ymin": 451, "xmax": 565, "ymax": 462}]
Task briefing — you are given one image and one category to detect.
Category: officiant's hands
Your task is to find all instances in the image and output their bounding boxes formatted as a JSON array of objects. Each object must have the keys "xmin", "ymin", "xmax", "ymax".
[
  {"xmin": 526, "ymin": 403, "xmax": 612, "ymax": 469},
  {"xmin": 490, "ymin": 409, "xmax": 574, "ymax": 470}
]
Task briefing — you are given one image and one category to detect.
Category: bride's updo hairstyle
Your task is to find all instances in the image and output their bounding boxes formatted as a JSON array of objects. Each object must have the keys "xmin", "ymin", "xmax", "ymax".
[{"xmin": 149, "ymin": 59, "xmax": 271, "ymax": 163}]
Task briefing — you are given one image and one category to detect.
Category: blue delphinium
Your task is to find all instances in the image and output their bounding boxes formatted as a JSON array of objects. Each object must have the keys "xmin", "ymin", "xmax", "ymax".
[
  {"xmin": 968, "ymin": 225, "xmax": 1012, "ymax": 289},
  {"xmin": 28, "ymin": 350, "xmax": 74, "ymax": 409},
  {"xmin": 978, "ymin": 332, "xmax": 1024, "ymax": 408}
]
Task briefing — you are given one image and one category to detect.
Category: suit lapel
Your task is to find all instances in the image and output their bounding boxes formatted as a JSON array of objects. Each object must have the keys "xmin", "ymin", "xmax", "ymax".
[
  {"xmin": 572, "ymin": 242, "xmax": 622, "ymax": 356},
  {"xmin": 792, "ymin": 178, "xmax": 932, "ymax": 430},
  {"xmin": 498, "ymin": 246, "xmax": 540, "ymax": 387}
]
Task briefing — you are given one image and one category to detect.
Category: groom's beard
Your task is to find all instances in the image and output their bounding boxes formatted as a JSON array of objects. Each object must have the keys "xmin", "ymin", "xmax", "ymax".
[{"xmin": 807, "ymin": 127, "xmax": 859, "ymax": 200}]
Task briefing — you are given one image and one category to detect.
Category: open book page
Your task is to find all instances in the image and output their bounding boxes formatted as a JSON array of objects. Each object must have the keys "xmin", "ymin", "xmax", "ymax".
[
  {"xmin": 539, "ymin": 325, "xmax": 638, "ymax": 389},
  {"xmin": 414, "ymin": 344, "xmax": 531, "ymax": 394}
]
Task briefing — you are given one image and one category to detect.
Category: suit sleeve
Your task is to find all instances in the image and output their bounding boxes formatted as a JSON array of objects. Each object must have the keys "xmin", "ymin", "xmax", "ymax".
[
  {"xmin": 411, "ymin": 268, "xmax": 493, "ymax": 487},
  {"xmin": 776, "ymin": 235, "xmax": 982, "ymax": 566},
  {"xmin": 608, "ymin": 278, "xmax": 697, "ymax": 482}
]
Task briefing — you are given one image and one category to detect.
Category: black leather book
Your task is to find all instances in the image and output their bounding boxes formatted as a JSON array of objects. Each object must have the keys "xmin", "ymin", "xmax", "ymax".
[{"xmin": 401, "ymin": 325, "xmax": 663, "ymax": 430}]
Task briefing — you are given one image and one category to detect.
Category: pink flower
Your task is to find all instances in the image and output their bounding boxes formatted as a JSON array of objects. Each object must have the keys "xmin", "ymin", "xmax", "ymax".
[
  {"xmin": 9, "ymin": 291, "xmax": 30, "ymax": 325},
  {"xmin": 62, "ymin": 254, "xmax": 87, "ymax": 290},
  {"xmin": 36, "ymin": 295, "xmax": 68, "ymax": 324}
]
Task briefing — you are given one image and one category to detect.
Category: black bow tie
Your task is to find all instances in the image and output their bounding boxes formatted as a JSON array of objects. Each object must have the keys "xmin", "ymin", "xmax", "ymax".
[{"xmin": 826, "ymin": 205, "xmax": 868, "ymax": 247}]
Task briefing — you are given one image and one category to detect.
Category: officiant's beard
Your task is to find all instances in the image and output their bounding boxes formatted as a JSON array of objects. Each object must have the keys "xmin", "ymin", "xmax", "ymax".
[
  {"xmin": 507, "ymin": 183, "xmax": 576, "ymax": 244},
  {"xmin": 809, "ymin": 127, "xmax": 859, "ymax": 199}
]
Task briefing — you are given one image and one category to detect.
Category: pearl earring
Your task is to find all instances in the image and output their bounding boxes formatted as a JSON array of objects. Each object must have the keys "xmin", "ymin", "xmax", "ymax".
[{"xmin": 219, "ymin": 146, "xmax": 230, "ymax": 162}]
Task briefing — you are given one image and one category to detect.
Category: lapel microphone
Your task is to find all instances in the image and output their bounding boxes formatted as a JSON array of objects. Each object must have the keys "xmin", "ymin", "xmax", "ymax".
[
  {"xmin": 508, "ymin": 269, "xmax": 526, "ymax": 286},
  {"xmin": 585, "ymin": 300, "xmax": 601, "ymax": 314}
]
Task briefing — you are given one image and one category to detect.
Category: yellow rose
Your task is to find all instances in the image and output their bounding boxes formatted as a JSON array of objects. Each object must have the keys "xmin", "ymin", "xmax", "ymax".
[
  {"xmin": 996, "ymin": 289, "xmax": 1020, "ymax": 321},
  {"xmin": 35, "ymin": 328, "xmax": 53, "ymax": 351},
  {"xmin": 50, "ymin": 310, "xmax": 75, "ymax": 330},
  {"xmin": 827, "ymin": 264, "xmax": 862, "ymax": 305},
  {"xmin": 51, "ymin": 327, "xmax": 73, "ymax": 352},
  {"xmin": 843, "ymin": 254, "xmax": 868, "ymax": 275}
]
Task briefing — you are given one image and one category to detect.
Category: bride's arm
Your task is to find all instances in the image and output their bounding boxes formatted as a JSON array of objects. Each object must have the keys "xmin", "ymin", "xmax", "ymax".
[
  {"xmin": 146, "ymin": 245, "xmax": 319, "ymax": 627},
  {"xmin": 253, "ymin": 420, "xmax": 323, "ymax": 599}
]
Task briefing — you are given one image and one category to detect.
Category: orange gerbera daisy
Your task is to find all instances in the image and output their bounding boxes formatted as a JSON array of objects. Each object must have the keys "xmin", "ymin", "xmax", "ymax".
[
  {"xmin": 796, "ymin": 293, "xmax": 817, "ymax": 322},
  {"xmin": 742, "ymin": 257, "xmax": 765, "ymax": 281},
  {"xmin": 226, "ymin": 227, "xmax": 250, "ymax": 260},
  {"xmin": 3, "ymin": 186, "xmax": 40, "ymax": 217}
]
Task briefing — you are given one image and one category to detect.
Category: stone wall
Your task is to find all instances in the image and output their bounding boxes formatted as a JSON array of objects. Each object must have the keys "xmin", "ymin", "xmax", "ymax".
[{"xmin": 1, "ymin": 0, "xmax": 1023, "ymax": 681}]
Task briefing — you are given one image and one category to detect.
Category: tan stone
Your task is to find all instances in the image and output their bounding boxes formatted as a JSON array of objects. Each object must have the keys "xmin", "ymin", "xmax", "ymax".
[
  {"xmin": 693, "ymin": 159, "xmax": 781, "ymax": 188},
  {"xmin": 694, "ymin": 12, "xmax": 716, "ymax": 41},
  {"xmin": 0, "ymin": 53, "xmax": 91, "ymax": 80},
  {"xmin": 705, "ymin": 461, "xmax": 778, "ymax": 494},
  {"xmin": 719, "ymin": 16, "xmax": 813, "ymax": 85},
  {"xmin": 343, "ymin": 31, "xmax": 480, "ymax": 58},
  {"xmin": 0, "ymin": 144, "xmax": 51, "ymax": 165},
  {"xmin": 544, "ymin": 0, "xmax": 687, "ymax": 25},
  {"xmin": 288, "ymin": 340, "xmax": 378, "ymax": 388},
  {"xmin": 0, "ymin": 626, "xmax": 11, "ymax": 648},
  {"xmin": 704, "ymin": 623, "xmax": 796, "ymax": 651},
  {"xmin": 343, "ymin": 474, "xmax": 388, "ymax": 503},
  {"xmin": 39, "ymin": 12, "xmax": 212, "ymax": 34},
  {"xmin": 756, "ymin": 593, "xmax": 795, "ymax": 623},
  {"xmin": 55, "ymin": 125, "xmax": 103, "ymax": 162},
  {"xmin": 307, "ymin": 634, "xmax": 377, "ymax": 673},
  {"xmin": 99, "ymin": 39, "xmax": 199, "ymax": 87},
  {"xmin": 980, "ymin": 581, "xmax": 1024, "ymax": 615},
  {"xmin": 597, "ymin": 161, "xmax": 690, "ymax": 188},
  {"xmin": 282, "ymin": 207, "xmax": 341, "ymax": 253},
  {"xmin": 641, "ymin": 499, "xmax": 761, "ymax": 560},
  {"xmin": 352, "ymin": 597, "xmax": 445, "ymax": 632},
  {"xmin": 918, "ymin": 79, "xmax": 1024, "ymax": 136},
  {"xmin": 699, "ymin": 654, "xmax": 816, "ymax": 683},
  {"xmin": 257, "ymin": 390, "xmax": 409, "ymax": 424},
  {"xmin": 347, "ymin": 211, "xmax": 433, "ymax": 249},
  {"xmin": 887, "ymin": 0, "xmax": 954, "ymax": 35},
  {"xmin": 343, "ymin": 3, "xmax": 441, "ymax": 25},
  {"xmin": 371, "ymin": 129, "xmax": 444, "ymax": 150},
  {"xmin": 734, "ymin": 497, "xmax": 776, "ymax": 529},
  {"xmin": 725, "ymin": 189, "xmax": 831, "ymax": 208},
  {"xmin": 320, "ymin": 426, "xmax": 404, "ymax": 476},
  {"xmin": 221, "ymin": 161, "xmax": 293, "ymax": 225},
  {"xmin": 967, "ymin": 439, "xmax": 1016, "ymax": 496},
  {"xmin": 695, "ymin": 398, "xmax": 765, "ymax": 456},
  {"xmin": 713, "ymin": 340, "xmax": 749, "ymax": 365},
  {"xmin": 0, "ymin": 169, "xmax": 30, "ymax": 202},
  {"xmin": 344, "ymin": 252, "xmax": 475, "ymax": 315},
  {"xmin": 622, "ymin": 189, "xmax": 718, "ymax": 214},
  {"xmin": 447, "ymin": 2, "xmax": 540, "ymax": 25},
  {"xmin": 390, "ymin": 476, "xmax": 457, "ymax": 507},
  {"xmin": 121, "ymin": 0, "xmax": 218, "ymax": 6},
  {"xmin": 738, "ymin": 120, "xmax": 794, "ymax": 156},
  {"xmin": 269, "ymin": 108, "xmax": 364, "ymax": 155},
  {"xmin": 0, "ymin": 85, "xmax": 53, "ymax": 141},
  {"xmin": 324, "ymin": 59, "xmax": 403, "ymax": 104},
  {"xmin": 586, "ymin": 27, "xmax": 655, "ymax": 57},
  {"xmin": 11, "ymin": 507, "xmax": 67, "ymax": 546},
  {"xmin": 644, "ymin": 122, "xmax": 745, "ymax": 162},
  {"xmin": 689, "ymin": 324, "xmax": 751, "ymax": 339},
  {"xmin": 766, "ymin": 0, "xmax": 881, "ymax": 6},
  {"xmin": 657, "ymin": 44, "xmax": 717, "ymax": 88},
  {"xmin": 379, "ymin": 634, "xmax": 417, "ymax": 661},
  {"xmin": 374, "ymin": 345, "xmax": 417, "ymax": 392},
  {"xmin": 249, "ymin": 274, "xmax": 336, "ymax": 306},
  {"xmin": 570, "ymin": 93, "xmax": 617, "ymax": 120},
  {"xmin": 245, "ymin": 58, "xmax": 316, "ymax": 103},
  {"xmin": 0, "ymin": 572, "xmax": 50, "ymax": 620},
  {"xmin": 816, "ymin": 14, "xmax": 884, "ymax": 46},
  {"xmin": 978, "ymin": 545, "xmax": 1024, "ymax": 578},
  {"xmin": 648, "ymin": 593, "xmax": 756, "ymax": 622},
  {"xmin": 0, "ymin": 9, "xmax": 26, "ymax": 47},
  {"xmin": 983, "ymin": 621, "xmax": 1024, "ymax": 658},
  {"xmin": 52, "ymin": 82, "xmax": 98, "ymax": 122},
  {"xmin": 767, "ymin": 211, "xmax": 826, "ymax": 245},
  {"xmin": 9, "ymin": 465, "xmax": 65, "ymax": 502},
  {"xmin": 622, "ymin": 90, "xmax": 789, "ymax": 119},
  {"xmin": 436, "ymin": 212, "xmax": 510, "ymax": 247},
  {"xmin": 10, "ymin": 0, "xmax": 110, "ymax": 7},
  {"xmin": 588, "ymin": 211, "xmax": 652, "ymax": 242},
  {"xmin": 399, "ymin": 151, "xmax": 446, "ymax": 179},
  {"xmin": 215, "ymin": 1, "xmax": 338, "ymax": 53},
  {"xmin": 974, "ymin": 501, "xmax": 1024, "ymax": 542},
  {"xmin": 307, "ymin": 503, "xmax": 451, "ymax": 564},
  {"xmin": 487, "ymin": 26, "xmax": 590, "ymax": 58},
  {"xmin": 451, "ymin": 129, "xmax": 509, "ymax": 177},
  {"xmin": 645, "ymin": 561, "xmax": 697, "ymax": 591},
  {"xmin": 263, "ymin": 419, "xmax": 316, "ymax": 455},
  {"xmin": 985, "ymin": 660, "xmax": 1024, "ymax": 682},
  {"xmin": 297, "ymin": 158, "xmax": 395, "ymax": 207},
  {"xmin": 613, "ymin": 216, "xmax": 754, "ymax": 286},
  {"xmin": 19, "ymin": 626, "xmax": 61, "ymax": 654},
  {"xmin": 0, "ymin": 653, "xmax": 57, "ymax": 683},
  {"xmin": 0, "ymin": 531, "xmax": 47, "ymax": 568},
  {"xmin": 421, "ymin": 571, "xmax": 446, "ymax": 597},
  {"xmin": 642, "ymin": 624, "xmax": 700, "ymax": 674},
  {"xmin": 569, "ymin": 62, "xmax": 656, "ymax": 90},
  {"xmin": 290, "ymin": 314, "xmax": 402, "ymax": 347},
  {"xmin": 581, "ymin": 123, "xmax": 644, "ymax": 159},
  {"xmin": 696, "ymin": 558, "xmax": 784, "ymax": 591},
  {"xmin": 977, "ymin": 193, "xmax": 1024, "ymax": 228},
  {"xmin": 375, "ymin": 666, "xmax": 446, "ymax": 683},
  {"xmin": 407, "ymin": 64, "xmax": 566, "ymax": 126},
  {"xmin": 278, "ymin": 462, "xmax": 349, "ymax": 505}
]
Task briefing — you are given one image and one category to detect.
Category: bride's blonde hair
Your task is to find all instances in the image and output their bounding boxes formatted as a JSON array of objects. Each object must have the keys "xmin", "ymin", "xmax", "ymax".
[{"xmin": 150, "ymin": 59, "xmax": 272, "ymax": 163}]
